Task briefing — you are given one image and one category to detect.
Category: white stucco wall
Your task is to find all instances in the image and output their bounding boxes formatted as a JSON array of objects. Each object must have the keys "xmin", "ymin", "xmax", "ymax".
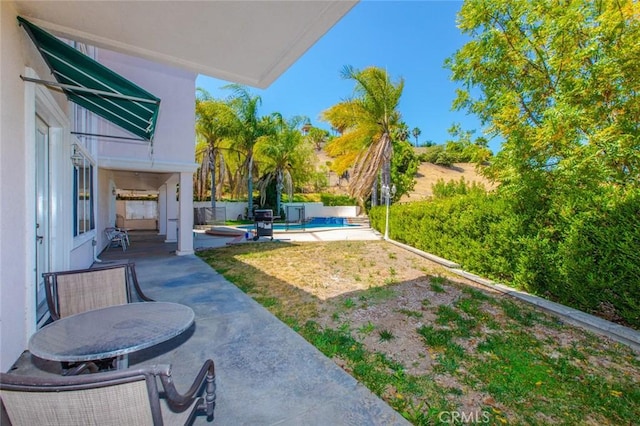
[
  {"xmin": 96, "ymin": 50, "xmax": 197, "ymax": 166},
  {"xmin": 193, "ymin": 201, "xmax": 359, "ymax": 222},
  {"xmin": 0, "ymin": 3, "xmax": 73, "ymax": 371}
]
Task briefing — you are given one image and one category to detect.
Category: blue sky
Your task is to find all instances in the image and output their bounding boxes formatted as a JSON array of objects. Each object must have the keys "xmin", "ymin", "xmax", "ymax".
[{"xmin": 197, "ymin": 1, "xmax": 499, "ymax": 152}]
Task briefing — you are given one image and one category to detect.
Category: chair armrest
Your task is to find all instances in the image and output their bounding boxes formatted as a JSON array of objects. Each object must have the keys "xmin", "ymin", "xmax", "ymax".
[
  {"xmin": 127, "ymin": 262, "xmax": 155, "ymax": 302},
  {"xmin": 158, "ymin": 359, "xmax": 216, "ymax": 420}
]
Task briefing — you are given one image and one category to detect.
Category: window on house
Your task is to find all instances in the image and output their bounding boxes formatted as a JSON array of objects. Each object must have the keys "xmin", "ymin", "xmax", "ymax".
[{"xmin": 73, "ymin": 149, "xmax": 95, "ymax": 236}]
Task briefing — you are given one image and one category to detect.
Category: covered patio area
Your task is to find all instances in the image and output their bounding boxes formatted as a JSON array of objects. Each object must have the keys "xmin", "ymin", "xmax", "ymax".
[{"xmin": 9, "ymin": 231, "xmax": 407, "ymax": 425}]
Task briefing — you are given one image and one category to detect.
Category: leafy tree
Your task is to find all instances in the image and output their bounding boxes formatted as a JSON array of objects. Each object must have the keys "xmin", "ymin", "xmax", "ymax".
[
  {"xmin": 390, "ymin": 139, "xmax": 419, "ymax": 201},
  {"xmin": 321, "ymin": 66, "xmax": 404, "ymax": 208},
  {"xmin": 447, "ymin": 0, "xmax": 640, "ymax": 226},
  {"xmin": 445, "ymin": 123, "xmax": 492, "ymax": 164},
  {"xmin": 255, "ymin": 113, "xmax": 315, "ymax": 215},
  {"xmin": 195, "ymin": 89, "xmax": 236, "ymax": 206},
  {"xmin": 446, "ymin": 0, "xmax": 640, "ymax": 304},
  {"xmin": 305, "ymin": 126, "xmax": 331, "ymax": 151}
]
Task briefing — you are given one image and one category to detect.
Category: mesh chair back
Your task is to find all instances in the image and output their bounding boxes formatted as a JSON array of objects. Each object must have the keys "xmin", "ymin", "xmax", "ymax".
[
  {"xmin": 1, "ymin": 361, "xmax": 215, "ymax": 426},
  {"xmin": 56, "ymin": 267, "xmax": 128, "ymax": 318},
  {"xmin": 1, "ymin": 379, "xmax": 153, "ymax": 425}
]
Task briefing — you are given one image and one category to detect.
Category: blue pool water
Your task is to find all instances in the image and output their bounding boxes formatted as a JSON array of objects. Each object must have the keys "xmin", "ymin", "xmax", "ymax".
[{"xmin": 240, "ymin": 217, "xmax": 358, "ymax": 231}]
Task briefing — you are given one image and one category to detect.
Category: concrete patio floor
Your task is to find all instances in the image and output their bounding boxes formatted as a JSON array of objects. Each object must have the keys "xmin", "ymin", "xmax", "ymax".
[{"xmin": 10, "ymin": 228, "xmax": 409, "ymax": 425}]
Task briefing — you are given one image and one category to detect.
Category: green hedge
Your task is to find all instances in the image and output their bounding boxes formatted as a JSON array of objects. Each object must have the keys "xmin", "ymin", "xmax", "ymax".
[
  {"xmin": 370, "ymin": 190, "xmax": 640, "ymax": 328},
  {"xmin": 320, "ymin": 193, "xmax": 357, "ymax": 206},
  {"xmin": 554, "ymin": 192, "xmax": 640, "ymax": 326},
  {"xmin": 371, "ymin": 193, "xmax": 519, "ymax": 281}
]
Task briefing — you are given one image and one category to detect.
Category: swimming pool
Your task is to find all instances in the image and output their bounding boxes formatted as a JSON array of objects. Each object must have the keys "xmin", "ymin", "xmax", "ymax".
[{"xmin": 239, "ymin": 217, "xmax": 359, "ymax": 231}]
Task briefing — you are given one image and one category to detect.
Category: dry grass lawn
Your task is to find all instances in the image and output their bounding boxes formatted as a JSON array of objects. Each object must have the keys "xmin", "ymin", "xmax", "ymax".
[{"xmin": 198, "ymin": 240, "xmax": 640, "ymax": 425}]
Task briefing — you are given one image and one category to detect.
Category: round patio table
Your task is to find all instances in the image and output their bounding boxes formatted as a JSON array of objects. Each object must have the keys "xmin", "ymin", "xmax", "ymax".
[{"xmin": 29, "ymin": 302, "xmax": 194, "ymax": 370}]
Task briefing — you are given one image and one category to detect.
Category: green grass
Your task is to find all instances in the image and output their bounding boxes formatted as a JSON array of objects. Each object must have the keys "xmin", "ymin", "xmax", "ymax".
[
  {"xmin": 417, "ymin": 325, "xmax": 454, "ymax": 348},
  {"xmin": 299, "ymin": 320, "xmax": 457, "ymax": 423},
  {"xmin": 397, "ymin": 308, "xmax": 424, "ymax": 319},
  {"xmin": 378, "ymin": 329, "xmax": 395, "ymax": 342},
  {"xmin": 470, "ymin": 332, "xmax": 640, "ymax": 424},
  {"xmin": 430, "ymin": 277, "xmax": 447, "ymax": 293},
  {"xmin": 500, "ymin": 299, "xmax": 541, "ymax": 327},
  {"xmin": 435, "ymin": 305, "xmax": 476, "ymax": 337},
  {"xmin": 461, "ymin": 286, "xmax": 491, "ymax": 301},
  {"xmin": 253, "ymin": 296, "xmax": 279, "ymax": 308},
  {"xmin": 357, "ymin": 321, "xmax": 376, "ymax": 336},
  {"xmin": 358, "ymin": 285, "xmax": 396, "ymax": 304}
]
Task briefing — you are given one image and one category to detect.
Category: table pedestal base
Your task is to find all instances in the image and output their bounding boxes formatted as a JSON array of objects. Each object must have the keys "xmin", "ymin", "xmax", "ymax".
[{"xmin": 116, "ymin": 354, "xmax": 129, "ymax": 370}]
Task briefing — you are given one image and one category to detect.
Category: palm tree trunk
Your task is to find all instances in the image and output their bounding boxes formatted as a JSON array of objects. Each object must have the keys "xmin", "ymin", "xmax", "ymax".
[
  {"xmin": 382, "ymin": 132, "xmax": 392, "ymax": 190},
  {"xmin": 217, "ymin": 154, "xmax": 226, "ymax": 201},
  {"xmin": 276, "ymin": 170, "xmax": 283, "ymax": 217},
  {"xmin": 247, "ymin": 153, "xmax": 254, "ymax": 219},
  {"xmin": 210, "ymin": 148, "xmax": 217, "ymax": 209}
]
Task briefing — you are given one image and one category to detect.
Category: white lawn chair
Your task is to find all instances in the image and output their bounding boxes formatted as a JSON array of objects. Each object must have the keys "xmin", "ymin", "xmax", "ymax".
[{"xmin": 105, "ymin": 227, "xmax": 128, "ymax": 251}]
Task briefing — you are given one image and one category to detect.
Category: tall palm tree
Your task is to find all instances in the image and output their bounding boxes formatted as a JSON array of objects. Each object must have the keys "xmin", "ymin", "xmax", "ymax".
[
  {"xmin": 255, "ymin": 114, "xmax": 312, "ymax": 216},
  {"xmin": 321, "ymin": 66, "xmax": 404, "ymax": 207},
  {"xmin": 412, "ymin": 127, "xmax": 421, "ymax": 146},
  {"xmin": 195, "ymin": 89, "xmax": 236, "ymax": 208},
  {"xmin": 224, "ymin": 84, "xmax": 267, "ymax": 219}
]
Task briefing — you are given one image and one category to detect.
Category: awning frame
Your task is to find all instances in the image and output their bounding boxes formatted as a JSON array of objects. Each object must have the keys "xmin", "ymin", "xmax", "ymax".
[{"xmin": 20, "ymin": 76, "xmax": 160, "ymax": 105}]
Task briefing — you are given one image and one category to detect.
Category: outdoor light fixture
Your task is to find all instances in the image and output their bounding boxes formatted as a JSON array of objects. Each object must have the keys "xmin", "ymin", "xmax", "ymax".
[
  {"xmin": 382, "ymin": 183, "xmax": 396, "ymax": 240},
  {"xmin": 70, "ymin": 144, "xmax": 83, "ymax": 168}
]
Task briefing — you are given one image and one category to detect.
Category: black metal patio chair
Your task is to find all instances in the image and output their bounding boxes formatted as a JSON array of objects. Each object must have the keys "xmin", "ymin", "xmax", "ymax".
[
  {"xmin": 1, "ymin": 360, "xmax": 216, "ymax": 425},
  {"xmin": 41, "ymin": 262, "xmax": 154, "ymax": 373}
]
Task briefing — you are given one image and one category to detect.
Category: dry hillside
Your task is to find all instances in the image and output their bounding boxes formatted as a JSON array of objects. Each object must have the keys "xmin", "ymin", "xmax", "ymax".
[
  {"xmin": 401, "ymin": 161, "xmax": 495, "ymax": 202},
  {"xmin": 315, "ymin": 149, "xmax": 495, "ymax": 201}
]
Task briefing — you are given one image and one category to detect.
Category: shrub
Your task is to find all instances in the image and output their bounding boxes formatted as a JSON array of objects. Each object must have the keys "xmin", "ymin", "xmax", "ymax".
[
  {"xmin": 433, "ymin": 150, "xmax": 457, "ymax": 167},
  {"xmin": 431, "ymin": 177, "xmax": 487, "ymax": 199},
  {"xmin": 371, "ymin": 192, "xmax": 518, "ymax": 281},
  {"xmin": 555, "ymin": 190, "xmax": 640, "ymax": 327},
  {"xmin": 370, "ymin": 187, "xmax": 640, "ymax": 328},
  {"xmin": 419, "ymin": 145, "xmax": 445, "ymax": 163},
  {"xmin": 320, "ymin": 193, "xmax": 357, "ymax": 206}
]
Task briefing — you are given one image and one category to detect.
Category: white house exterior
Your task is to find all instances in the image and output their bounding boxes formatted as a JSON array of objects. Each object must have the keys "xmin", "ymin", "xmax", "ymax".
[{"xmin": 0, "ymin": 0, "xmax": 356, "ymax": 372}]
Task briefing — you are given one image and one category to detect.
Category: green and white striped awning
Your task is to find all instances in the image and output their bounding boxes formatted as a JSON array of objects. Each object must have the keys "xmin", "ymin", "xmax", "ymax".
[{"xmin": 18, "ymin": 16, "xmax": 160, "ymax": 142}]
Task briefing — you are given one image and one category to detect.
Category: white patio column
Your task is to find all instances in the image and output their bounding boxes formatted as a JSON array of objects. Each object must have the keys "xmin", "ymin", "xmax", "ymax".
[
  {"xmin": 158, "ymin": 184, "xmax": 167, "ymax": 236},
  {"xmin": 176, "ymin": 171, "xmax": 194, "ymax": 256},
  {"xmin": 165, "ymin": 176, "xmax": 179, "ymax": 243}
]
